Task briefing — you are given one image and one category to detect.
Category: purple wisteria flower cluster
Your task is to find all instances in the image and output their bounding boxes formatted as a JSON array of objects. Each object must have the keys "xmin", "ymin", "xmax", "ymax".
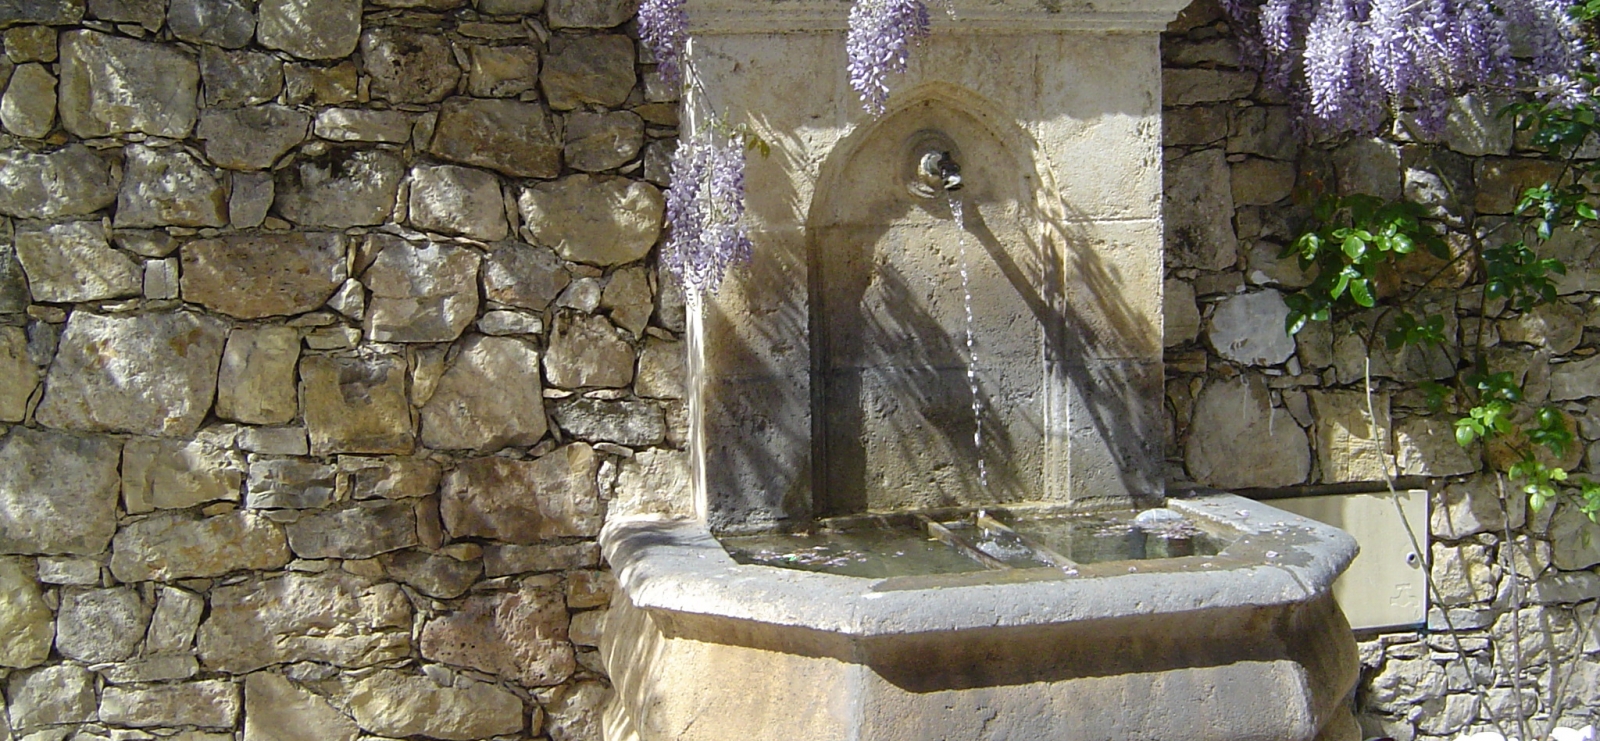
[
  {"xmin": 1220, "ymin": 0, "xmax": 1590, "ymax": 136},
  {"xmin": 663, "ymin": 126, "xmax": 753, "ymax": 295},
  {"xmin": 638, "ymin": 0, "xmax": 688, "ymax": 86},
  {"xmin": 847, "ymin": 0, "xmax": 932, "ymax": 114}
]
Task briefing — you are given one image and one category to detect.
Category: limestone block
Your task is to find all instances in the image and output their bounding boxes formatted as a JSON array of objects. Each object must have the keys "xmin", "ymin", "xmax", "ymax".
[
  {"xmin": 407, "ymin": 164, "xmax": 508, "ymax": 241},
  {"xmin": 0, "ymin": 144, "xmax": 117, "ymax": 219},
  {"xmin": 478, "ymin": 0, "xmax": 542, "ymax": 12},
  {"xmin": 122, "ymin": 437, "xmax": 245, "ymax": 513},
  {"xmin": 0, "ymin": 248, "xmax": 26, "ymax": 314},
  {"xmin": 5, "ymin": 665, "xmax": 96, "ymax": 731},
  {"xmin": 1333, "ymin": 138, "xmax": 1403, "ymax": 201},
  {"xmin": 13, "ymin": 221, "xmax": 140, "ymax": 302},
  {"xmin": 55, "ymin": 585, "xmax": 148, "ymax": 663},
  {"xmin": 1393, "ymin": 416, "xmax": 1478, "ymax": 477},
  {"xmin": 201, "ymin": 46, "xmax": 283, "ymax": 108},
  {"xmin": 144, "ymin": 257, "xmax": 179, "ymax": 299},
  {"xmin": 483, "ymin": 542, "xmax": 599, "ymax": 577},
  {"xmin": 245, "ymin": 458, "xmax": 336, "ymax": 509},
  {"xmin": 1162, "ymin": 279, "xmax": 1200, "ymax": 347},
  {"xmin": 361, "ymin": 240, "xmax": 480, "ymax": 342},
  {"xmin": 428, "ymin": 96, "xmax": 561, "ymax": 178},
  {"xmin": 196, "ymin": 105, "xmax": 310, "ymax": 170},
  {"xmin": 1206, "ymin": 290, "xmax": 1295, "ymax": 366},
  {"xmin": 217, "ymin": 326, "xmax": 301, "ymax": 425},
  {"xmin": 440, "ymin": 443, "xmax": 601, "ymax": 544},
  {"xmin": 543, "ymin": 680, "xmax": 609, "ymax": 741},
  {"xmin": 548, "ymin": 0, "xmax": 633, "ymax": 26},
  {"xmin": 225, "ymin": 172, "xmax": 271, "ymax": 228},
  {"xmin": 1528, "ymin": 570, "xmax": 1600, "ymax": 604},
  {"xmin": 1230, "ymin": 156, "xmax": 1296, "ymax": 206},
  {"xmin": 36, "ymin": 310, "xmax": 227, "ymax": 437},
  {"xmin": 1161, "ymin": 68, "xmax": 1255, "ymax": 105},
  {"xmin": 0, "ymin": 557, "xmax": 53, "ymax": 668},
  {"xmin": 1476, "ymin": 157, "xmax": 1565, "ymax": 214},
  {"xmin": 1310, "ymin": 390, "xmax": 1394, "ymax": 484},
  {"xmin": 257, "ymin": 0, "xmax": 361, "ymax": 59},
  {"xmin": 1164, "ymin": 148, "xmax": 1237, "ymax": 270},
  {"xmin": 312, "ymin": 108, "xmax": 411, "ymax": 143},
  {"xmin": 361, "ymin": 27, "xmax": 459, "ymax": 104},
  {"xmin": 1552, "ymin": 355, "xmax": 1600, "ymax": 401},
  {"xmin": 1430, "ymin": 542, "xmax": 1498, "ymax": 606},
  {"xmin": 146, "ymin": 585, "xmax": 204, "ymax": 653},
  {"xmin": 283, "ymin": 61, "xmax": 359, "ymax": 106},
  {"xmin": 167, "ymin": 0, "xmax": 254, "ymax": 48},
  {"xmin": 182, "ymin": 233, "xmax": 346, "ymax": 319},
  {"xmin": 238, "ymin": 426, "xmax": 309, "ymax": 455},
  {"xmin": 565, "ymin": 110, "xmax": 644, "ymax": 172},
  {"xmin": 479, "ymin": 310, "xmax": 541, "ymax": 335},
  {"xmin": 1228, "ymin": 105, "xmax": 1296, "ymax": 160},
  {"xmin": 1491, "ymin": 605, "xmax": 1581, "ymax": 669},
  {"xmin": 0, "ymin": 0, "xmax": 82, "ymax": 25},
  {"xmin": 1431, "ymin": 475, "xmax": 1523, "ymax": 540},
  {"xmin": 1499, "ymin": 301, "xmax": 1585, "ymax": 355},
  {"xmin": 1365, "ymin": 657, "xmax": 1446, "ymax": 714},
  {"xmin": 559, "ymin": 278, "xmax": 607, "ymax": 314},
  {"xmin": 566, "ymin": 569, "xmax": 614, "ymax": 608},
  {"xmin": 58, "ymin": 30, "xmax": 199, "ymax": 138},
  {"xmin": 243, "ymin": 672, "xmax": 360, "ymax": 741},
  {"xmin": 110, "ymin": 511, "xmax": 290, "ymax": 581},
  {"xmin": 1184, "ymin": 375, "xmax": 1310, "ymax": 489},
  {"xmin": 115, "ymin": 143, "xmax": 228, "ymax": 228},
  {"xmin": 0, "ymin": 62, "xmax": 54, "ymax": 138},
  {"xmin": 1551, "ymin": 503, "xmax": 1600, "ymax": 570},
  {"xmin": 275, "ymin": 148, "xmax": 404, "ymax": 228},
  {"xmin": 553, "ymin": 397, "xmax": 663, "ymax": 447},
  {"xmin": 544, "ymin": 312, "xmax": 634, "ymax": 388},
  {"xmin": 377, "ymin": 549, "xmax": 480, "ymax": 599},
  {"xmin": 100, "ymin": 680, "xmax": 241, "ymax": 729},
  {"xmin": 300, "ymin": 353, "xmax": 415, "ymax": 456},
  {"xmin": 636, "ymin": 337, "xmax": 685, "ymax": 399},
  {"xmin": 419, "ymin": 575, "xmax": 574, "ymax": 686},
  {"xmin": 539, "ymin": 34, "xmax": 634, "ymax": 110},
  {"xmin": 600, "ymin": 264, "xmax": 652, "ymax": 335},
  {"xmin": 0, "ymin": 428, "xmax": 121, "ymax": 555},
  {"xmin": 1164, "ymin": 105, "xmax": 1227, "ymax": 147},
  {"xmin": 643, "ymin": 137, "xmax": 674, "ymax": 185},
  {"xmin": 284, "ymin": 501, "xmax": 419, "ymax": 560},
  {"xmin": 197, "ymin": 571, "xmax": 411, "ymax": 673},
  {"xmin": 419, "ymin": 335, "xmax": 546, "ymax": 451},
  {"xmin": 343, "ymin": 670, "xmax": 523, "ymax": 741},
  {"xmin": 467, "ymin": 45, "xmax": 539, "ymax": 97},
  {"xmin": 336, "ymin": 456, "xmax": 441, "ymax": 500},
  {"xmin": 481, "ymin": 243, "xmax": 569, "ymax": 311},
  {"xmin": 328, "ymin": 279, "xmax": 365, "ymax": 320},
  {"xmin": 1442, "ymin": 93, "xmax": 1513, "ymax": 156},
  {"xmin": 520, "ymin": 175, "xmax": 663, "ymax": 267}
]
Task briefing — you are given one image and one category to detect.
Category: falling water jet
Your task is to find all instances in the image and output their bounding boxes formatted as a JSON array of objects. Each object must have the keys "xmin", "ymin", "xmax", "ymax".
[{"xmin": 948, "ymin": 195, "xmax": 989, "ymax": 492}]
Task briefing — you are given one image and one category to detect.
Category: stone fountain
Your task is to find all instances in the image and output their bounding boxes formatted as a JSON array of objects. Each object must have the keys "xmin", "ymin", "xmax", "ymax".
[{"xmin": 600, "ymin": 1, "xmax": 1362, "ymax": 738}]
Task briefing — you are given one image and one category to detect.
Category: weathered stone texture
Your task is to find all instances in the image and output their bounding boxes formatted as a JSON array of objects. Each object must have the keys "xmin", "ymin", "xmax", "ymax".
[
  {"xmin": 59, "ymin": 30, "xmax": 199, "ymax": 138},
  {"xmin": 519, "ymin": 175, "xmax": 664, "ymax": 266},
  {"xmin": 197, "ymin": 105, "xmax": 311, "ymax": 170},
  {"xmin": 635, "ymin": 337, "xmax": 685, "ymax": 399},
  {"xmin": 274, "ymin": 148, "xmax": 405, "ymax": 228},
  {"xmin": 1310, "ymin": 390, "xmax": 1393, "ymax": 483},
  {"xmin": 146, "ymin": 585, "xmax": 204, "ymax": 653},
  {"xmin": 111, "ymin": 511, "xmax": 290, "ymax": 581},
  {"xmin": 379, "ymin": 548, "xmax": 481, "ymax": 599},
  {"xmin": 1, "ymin": 62, "xmax": 56, "ymax": 138},
  {"xmin": 313, "ymin": 107, "xmax": 411, "ymax": 143},
  {"xmin": 201, "ymin": 46, "xmax": 284, "ymax": 108},
  {"xmin": 361, "ymin": 239, "xmax": 481, "ymax": 342},
  {"xmin": 183, "ymin": 233, "xmax": 346, "ymax": 319},
  {"xmin": 362, "ymin": 26, "xmax": 460, "ymax": 104},
  {"xmin": 0, "ymin": 0, "xmax": 84, "ymax": 26},
  {"xmin": 257, "ymin": 0, "xmax": 361, "ymax": 59},
  {"xmin": 55, "ymin": 585, "xmax": 147, "ymax": 662},
  {"xmin": 420, "ymin": 575, "xmax": 574, "ymax": 685},
  {"xmin": 100, "ymin": 680, "xmax": 242, "ymax": 728},
  {"xmin": 337, "ymin": 456, "xmax": 442, "ymax": 500},
  {"xmin": 167, "ymin": 0, "xmax": 255, "ymax": 47},
  {"xmin": 6, "ymin": 664, "xmax": 96, "ymax": 730},
  {"xmin": 1164, "ymin": 148, "xmax": 1237, "ymax": 270},
  {"xmin": 1205, "ymin": 290, "xmax": 1295, "ymax": 366},
  {"xmin": 0, "ymin": 144, "xmax": 117, "ymax": 219},
  {"xmin": 115, "ymin": 144, "xmax": 228, "ymax": 228},
  {"xmin": 441, "ymin": 443, "xmax": 602, "ymax": 544},
  {"xmin": 611, "ymin": 448, "xmax": 692, "ymax": 520},
  {"xmin": 284, "ymin": 501, "xmax": 420, "ymax": 559},
  {"xmin": 0, "ymin": 428, "xmax": 121, "ymax": 555},
  {"xmin": 428, "ymin": 96, "xmax": 561, "ymax": 178},
  {"xmin": 244, "ymin": 672, "xmax": 360, "ymax": 741},
  {"xmin": 300, "ymin": 353, "xmax": 415, "ymax": 455},
  {"xmin": 246, "ymin": 458, "xmax": 336, "ymax": 509},
  {"xmin": 13, "ymin": 220, "xmax": 141, "ymax": 302},
  {"xmin": 553, "ymin": 397, "xmax": 664, "ymax": 447},
  {"xmin": 468, "ymin": 44, "xmax": 540, "ymax": 97},
  {"xmin": 545, "ymin": 680, "xmax": 610, "ymax": 741},
  {"xmin": 198, "ymin": 571, "xmax": 411, "ymax": 673},
  {"xmin": 565, "ymin": 110, "xmax": 644, "ymax": 172},
  {"xmin": 217, "ymin": 326, "xmax": 302, "ymax": 424},
  {"xmin": 1184, "ymin": 375, "xmax": 1310, "ymax": 489},
  {"xmin": 36, "ymin": 311, "xmax": 227, "ymax": 437},
  {"xmin": 344, "ymin": 670, "xmax": 524, "ymax": 741},
  {"xmin": 482, "ymin": 243, "xmax": 570, "ymax": 311},
  {"xmin": 420, "ymin": 335, "xmax": 546, "ymax": 451},
  {"xmin": 0, "ymin": 557, "xmax": 54, "ymax": 668},
  {"xmin": 122, "ymin": 437, "xmax": 245, "ymax": 513},
  {"xmin": 544, "ymin": 313, "xmax": 635, "ymax": 389},
  {"xmin": 540, "ymin": 34, "xmax": 634, "ymax": 110},
  {"xmin": 408, "ymin": 164, "xmax": 508, "ymax": 241}
]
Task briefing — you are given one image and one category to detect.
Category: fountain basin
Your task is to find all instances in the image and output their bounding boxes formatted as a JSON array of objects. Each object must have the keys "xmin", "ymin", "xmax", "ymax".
[{"xmin": 600, "ymin": 491, "xmax": 1362, "ymax": 741}]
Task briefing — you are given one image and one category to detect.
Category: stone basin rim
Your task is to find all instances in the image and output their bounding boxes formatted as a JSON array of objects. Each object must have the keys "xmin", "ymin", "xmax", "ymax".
[{"xmin": 601, "ymin": 491, "xmax": 1359, "ymax": 639}]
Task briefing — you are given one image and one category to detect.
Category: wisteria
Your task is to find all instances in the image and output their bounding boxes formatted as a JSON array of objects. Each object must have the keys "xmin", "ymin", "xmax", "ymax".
[
  {"xmin": 638, "ymin": 0, "xmax": 688, "ymax": 86},
  {"xmin": 846, "ymin": 0, "xmax": 932, "ymax": 114},
  {"xmin": 1220, "ymin": 0, "xmax": 1589, "ymax": 136},
  {"xmin": 663, "ymin": 126, "xmax": 753, "ymax": 295}
]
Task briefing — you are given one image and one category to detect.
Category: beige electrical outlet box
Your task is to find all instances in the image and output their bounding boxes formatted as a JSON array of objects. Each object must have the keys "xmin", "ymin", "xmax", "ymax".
[{"xmin": 1270, "ymin": 490, "xmax": 1429, "ymax": 631}]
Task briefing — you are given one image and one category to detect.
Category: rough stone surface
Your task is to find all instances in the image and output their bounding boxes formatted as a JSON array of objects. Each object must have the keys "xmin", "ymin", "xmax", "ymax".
[
  {"xmin": 548, "ymin": 0, "xmax": 634, "ymax": 27},
  {"xmin": 635, "ymin": 337, "xmax": 684, "ymax": 399},
  {"xmin": 58, "ymin": 30, "xmax": 199, "ymax": 138},
  {"xmin": 13, "ymin": 220, "xmax": 141, "ymax": 302},
  {"xmin": 0, "ymin": 0, "xmax": 83, "ymax": 26},
  {"xmin": 482, "ymin": 243, "xmax": 569, "ymax": 311},
  {"xmin": 540, "ymin": 34, "xmax": 634, "ymax": 110},
  {"xmin": 1551, "ymin": 504, "xmax": 1600, "ymax": 570},
  {"xmin": 0, "ymin": 429, "xmax": 120, "ymax": 555},
  {"xmin": 274, "ymin": 148, "xmax": 405, "ymax": 228},
  {"xmin": 564, "ymin": 110, "xmax": 644, "ymax": 172},
  {"xmin": 1310, "ymin": 390, "xmax": 1393, "ymax": 484},
  {"xmin": 1432, "ymin": 476, "xmax": 1523, "ymax": 540},
  {"xmin": 197, "ymin": 571, "xmax": 411, "ymax": 673},
  {"xmin": 408, "ymin": 164, "xmax": 509, "ymax": 241},
  {"xmin": 428, "ymin": 97, "xmax": 560, "ymax": 178},
  {"xmin": 1184, "ymin": 375, "xmax": 1310, "ymax": 489},
  {"xmin": 378, "ymin": 549, "xmax": 480, "ymax": 599},
  {"xmin": 244, "ymin": 672, "xmax": 360, "ymax": 741},
  {"xmin": 0, "ymin": 144, "xmax": 117, "ymax": 219},
  {"xmin": 245, "ymin": 458, "xmax": 335, "ymax": 509},
  {"xmin": 519, "ymin": 175, "xmax": 664, "ymax": 266},
  {"xmin": 0, "ymin": 557, "xmax": 53, "ymax": 668},
  {"xmin": 116, "ymin": 143, "xmax": 228, "ymax": 228},
  {"xmin": 344, "ymin": 671, "xmax": 524, "ymax": 741},
  {"xmin": 1549, "ymin": 354, "xmax": 1600, "ymax": 401},
  {"xmin": 100, "ymin": 680, "xmax": 241, "ymax": 729},
  {"xmin": 1165, "ymin": 148, "xmax": 1237, "ymax": 270},
  {"xmin": 1162, "ymin": 68, "xmax": 1256, "ymax": 105},
  {"xmin": 1, "ymin": 62, "xmax": 56, "ymax": 138},
  {"xmin": 122, "ymin": 437, "xmax": 245, "ymax": 513},
  {"xmin": 467, "ymin": 44, "xmax": 539, "ymax": 98},
  {"xmin": 1498, "ymin": 301, "xmax": 1585, "ymax": 355},
  {"xmin": 419, "ymin": 576, "xmax": 574, "ymax": 686},
  {"xmin": 1230, "ymin": 157, "xmax": 1296, "ymax": 206},
  {"xmin": 545, "ymin": 313, "xmax": 635, "ymax": 391},
  {"xmin": 36, "ymin": 310, "xmax": 227, "ymax": 437},
  {"xmin": 6, "ymin": 664, "xmax": 96, "ymax": 730},
  {"xmin": 284, "ymin": 501, "xmax": 419, "ymax": 559},
  {"xmin": 611, "ymin": 448, "xmax": 692, "ymax": 520},
  {"xmin": 1206, "ymin": 290, "xmax": 1295, "ymax": 366},
  {"xmin": 230, "ymin": 171, "xmax": 275, "ymax": 228},
  {"xmin": 313, "ymin": 107, "xmax": 411, "ymax": 143},
  {"xmin": 201, "ymin": 47, "xmax": 284, "ymax": 108},
  {"xmin": 55, "ymin": 586, "xmax": 147, "ymax": 663},
  {"xmin": 197, "ymin": 105, "xmax": 310, "ymax": 170},
  {"xmin": 553, "ymin": 397, "xmax": 663, "ymax": 447},
  {"xmin": 1163, "ymin": 279, "xmax": 1200, "ymax": 347},
  {"xmin": 420, "ymin": 335, "xmax": 546, "ymax": 451},
  {"xmin": 361, "ymin": 27, "xmax": 459, "ymax": 104},
  {"xmin": 146, "ymin": 585, "xmax": 204, "ymax": 653},
  {"xmin": 167, "ymin": 0, "xmax": 255, "ymax": 48},
  {"xmin": 483, "ymin": 542, "xmax": 599, "ymax": 577},
  {"xmin": 1394, "ymin": 416, "xmax": 1478, "ymax": 477},
  {"xmin": 217, "ymin": 326, "xmax": 302, "ymax": 425},
  {"xmin": 361, "ymin": 239, "xmax": 481, "ymax": 342},
  {"xmin": 110, "ymin": 511, "xmax": 290, "ymax": 581},
  {"xmin": 441, "ymin": 443, "xmax": 601, "ymax": 544},
  {"xmin": 337, "ymin": 457, "xmax": 442, "ymax": 500},
  {"xmin": 1431, "ymin": 542, "xmax": 1497, "ymax": 606},
  {"xmin": 183, "ymin": 233, "xmax": 346, "ymax": 319},
  {"xmin": 257, "ymin": 0, "xmax": 361, "ymax": 59},
  {"xmin": 544, "ymin": 680, "xmax": 609, "ymax": 741},
  {"xmin": 300, "ymin": 353, "xmax": 415, "ymax": 455}
]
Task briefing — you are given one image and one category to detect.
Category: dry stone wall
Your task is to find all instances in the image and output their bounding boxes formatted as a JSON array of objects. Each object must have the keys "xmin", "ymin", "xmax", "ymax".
[
  {"xmin": 0, "ymin": 0, "xmax": 688, "ymax": 739},
  {"xmin": 1162, "ymin": 1, "xmax": 1600, "ymax": 737}
]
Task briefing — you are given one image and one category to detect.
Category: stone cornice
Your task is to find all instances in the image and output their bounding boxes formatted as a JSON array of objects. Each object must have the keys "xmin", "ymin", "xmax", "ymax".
[{"xmin": 684, "ymin": 0, "xmax": 1193, "ymax": 33}]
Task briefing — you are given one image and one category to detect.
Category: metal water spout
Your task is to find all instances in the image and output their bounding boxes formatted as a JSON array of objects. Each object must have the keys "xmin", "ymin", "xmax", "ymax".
[{"xmin": 919, "ymin": 150, "xmax": 962, "ymax": 192}]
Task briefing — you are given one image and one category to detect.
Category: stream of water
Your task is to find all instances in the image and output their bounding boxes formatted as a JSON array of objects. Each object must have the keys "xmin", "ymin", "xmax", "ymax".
[{"xmin": 949, "ymin": 196, "xmax": 989, "ymax": 492}]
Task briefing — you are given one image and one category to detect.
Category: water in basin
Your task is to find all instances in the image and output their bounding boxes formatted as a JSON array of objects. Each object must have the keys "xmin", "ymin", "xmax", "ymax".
[{"xmin": 722, "ymin": 528, "xmax": 993, "ymax": 578}]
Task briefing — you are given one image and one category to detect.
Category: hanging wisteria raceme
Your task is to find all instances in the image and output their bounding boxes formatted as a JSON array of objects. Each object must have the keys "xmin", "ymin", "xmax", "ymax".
[
  {"xmin": 639, "ymin": 0, "xmax": 688, "ymax": 85},
  {"xmin": 663, "ymin": 125, "xmax": 753, "ymax": 295},
  {"xmin": 1220, "ymin": 0, "xmax": 1588, "ymax": 136},
  {"xmin": 847, "ymin": 0, "xmax": 932, "ymax": 114}
]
